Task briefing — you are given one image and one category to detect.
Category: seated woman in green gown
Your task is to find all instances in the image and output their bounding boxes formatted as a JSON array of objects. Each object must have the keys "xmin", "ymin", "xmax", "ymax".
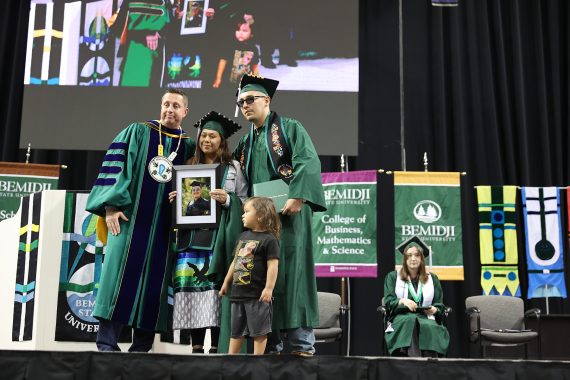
[{"xmin": 383, "ymin": 237, "xmax": 450, "ymax": 357}]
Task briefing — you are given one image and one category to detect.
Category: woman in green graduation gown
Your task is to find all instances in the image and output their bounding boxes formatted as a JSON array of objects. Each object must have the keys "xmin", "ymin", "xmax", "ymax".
[
  {"xmin": 169, "ymin": 111, "xmax": 247, "ymax": 353},
  {"xmin": 383, "ymin": 239, "xmax": 450, "ymax": 357}
]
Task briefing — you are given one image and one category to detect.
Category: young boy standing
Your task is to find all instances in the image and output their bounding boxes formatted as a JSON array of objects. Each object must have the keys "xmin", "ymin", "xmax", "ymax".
[{"xmin": 219, "ymin": 197, "xmax": 280, "ymax": 354}]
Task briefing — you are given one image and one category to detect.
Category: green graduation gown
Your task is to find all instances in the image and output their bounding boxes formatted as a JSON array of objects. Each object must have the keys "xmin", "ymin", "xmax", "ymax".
[
  {"xmin": 173, "ymin": 162, "xmax": 247, "ymax": 353},
  {"xmin": 86, "ymin": 121, "xmax": 195, "ymax": 331},
  {"xmin": 234, "ymin": 113, "xmax": 326, "ymax": 329},
  {"xmin": 383, "ymin": 271, "xmax": 450, "ymax": 355}
]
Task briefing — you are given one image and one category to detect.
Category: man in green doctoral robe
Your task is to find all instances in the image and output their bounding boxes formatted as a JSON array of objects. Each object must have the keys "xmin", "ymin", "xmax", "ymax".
[
  {"xmin": 233, "ymin": 74, "xmax": 326, "ymax": 355},
  {"xmin": 86, "ymin": 89, "xmax": 195, "ymax": 351}
]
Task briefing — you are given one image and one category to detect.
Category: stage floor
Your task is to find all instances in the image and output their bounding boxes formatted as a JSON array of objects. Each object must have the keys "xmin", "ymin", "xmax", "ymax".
[{"xmin": 2, "ymin": 350, "xmax": 570, "ymax": 380}]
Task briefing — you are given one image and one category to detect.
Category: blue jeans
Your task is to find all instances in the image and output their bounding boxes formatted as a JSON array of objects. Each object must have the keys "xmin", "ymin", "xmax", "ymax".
[
  {"xmin": 266, "ymin": 327, "xmax": 316, "ymax": 354},
  {"xmin": 96, "ymin": 318, "xmax": 155, "ymax": 352}
]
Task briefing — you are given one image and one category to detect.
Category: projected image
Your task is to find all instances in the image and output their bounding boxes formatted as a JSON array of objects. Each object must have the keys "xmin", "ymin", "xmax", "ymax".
[
  {"xmin": 21, "ymin": 0, "xmax": 358, "ymax": 155},
  {"xmin": 24, "ymin": 0, "xmax": 357, "ymax": 92}
]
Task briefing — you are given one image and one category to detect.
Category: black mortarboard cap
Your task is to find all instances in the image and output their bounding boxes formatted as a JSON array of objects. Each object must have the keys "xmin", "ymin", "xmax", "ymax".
[
  {"xmin": 237, "ymin": 74, "xmax": 279, "ymax": 99},
  {"xmin": 194, "ymin": 110, "xmax": 242, "ymax": 139},
  {"xmin": 396, "ymin": 235, "xmax": 431, "ymax": 257}
]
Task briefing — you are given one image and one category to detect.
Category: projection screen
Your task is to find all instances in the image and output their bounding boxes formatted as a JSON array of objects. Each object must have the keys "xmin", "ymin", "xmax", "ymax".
[{"xmin": 20, "ymin": 0, "xmax": 358, "ymax": 156}]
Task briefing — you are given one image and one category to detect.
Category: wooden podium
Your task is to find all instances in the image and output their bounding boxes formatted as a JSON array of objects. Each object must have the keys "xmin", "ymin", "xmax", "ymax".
[{"xmin": 0, "ymin": 162, "xmax": 60, "ymax": 222}]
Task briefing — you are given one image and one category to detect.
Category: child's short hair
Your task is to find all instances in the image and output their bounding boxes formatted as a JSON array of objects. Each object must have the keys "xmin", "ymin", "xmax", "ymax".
[
  {"xmin": 235, "ymin": 20, "xmax": 253, "ymax": 31},
  {"xmin": 245, "ymin": 196, "xmax": 281, "ymax": 238}
]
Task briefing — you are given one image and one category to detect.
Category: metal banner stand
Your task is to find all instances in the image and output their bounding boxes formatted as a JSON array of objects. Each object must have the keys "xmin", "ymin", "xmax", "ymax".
[{"xmin": 339, "ymin": 154, "xmax": 351, "ymax": 356}]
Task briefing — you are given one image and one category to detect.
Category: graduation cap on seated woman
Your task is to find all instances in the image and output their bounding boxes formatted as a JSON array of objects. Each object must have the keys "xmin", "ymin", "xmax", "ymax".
[{"xmin": 396, "ymin": 235, "xmax": 433, "ymax": 270}]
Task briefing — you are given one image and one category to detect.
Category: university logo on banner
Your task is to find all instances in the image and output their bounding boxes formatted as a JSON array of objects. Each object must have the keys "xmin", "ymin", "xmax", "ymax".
[
  {"xmin": 522, "ymin": 187, "xmax": 567, "ymax": 299},
  {"xmin": 55, "ymin": 193, "xmax": 105, "ymax": 341},
  {"xmin": 313, "ymin": 170, "xmax": 377, "ymax": 277},
  {"xmin": 394, "ymin": 172, "xmax": 463, "ymax": 280},
  {"xmin": 477, "ymin": 186, "xmax": 520, "ymax": 296}
]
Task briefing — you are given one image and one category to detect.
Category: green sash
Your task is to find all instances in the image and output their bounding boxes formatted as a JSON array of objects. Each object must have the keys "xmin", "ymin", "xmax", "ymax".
[{"xmin": 238, "ymin": 111, "xmax": 294, "ymax": 184}]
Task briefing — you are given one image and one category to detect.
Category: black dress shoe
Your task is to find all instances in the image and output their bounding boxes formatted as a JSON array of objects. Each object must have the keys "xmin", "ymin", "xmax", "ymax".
[
  {"xmin": 421, "ymin": 350, "xmax": 438, "ymax": 358},
  {"xmin": 391, "ymin": 348, "xmax": 408, "ymax": 357}
]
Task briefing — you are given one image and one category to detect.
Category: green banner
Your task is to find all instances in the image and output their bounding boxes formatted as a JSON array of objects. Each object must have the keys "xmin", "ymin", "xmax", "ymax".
[
  {"xmin": 394, "ymin": 172, "xmax": 463, "ymax": 280},
  {"xmin": 313, "ymin": 170, "xmax": 377, "ymax": 278}
]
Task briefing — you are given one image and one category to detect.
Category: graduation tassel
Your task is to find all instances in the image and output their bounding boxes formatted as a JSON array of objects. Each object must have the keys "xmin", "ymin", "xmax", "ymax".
[{"xmin": 235, "ymin": 81, "xmax": 241, "ymax": 117}]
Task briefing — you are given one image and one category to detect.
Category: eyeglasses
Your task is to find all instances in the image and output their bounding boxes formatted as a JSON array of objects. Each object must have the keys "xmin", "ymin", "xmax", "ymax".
[{"xmin": 236, "ymin": 96, "xmax": 266, "ymax": 108}]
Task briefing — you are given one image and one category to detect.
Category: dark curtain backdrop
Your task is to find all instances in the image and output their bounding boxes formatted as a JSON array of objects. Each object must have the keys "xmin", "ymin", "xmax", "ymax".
[{"xmin": 1, "ymin": 0, "xmax": 569, "ymax": 358}]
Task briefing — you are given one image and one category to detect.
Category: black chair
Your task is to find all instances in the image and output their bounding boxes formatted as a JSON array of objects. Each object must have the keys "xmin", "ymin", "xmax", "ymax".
[
  {"xmin": 314, "ymin": 292, "xmax": 350, "ymax": 355},
  {"xmin": 465, "ymin": 295, "xmax": 541, "ymax": 359},
  {"xmin": 377, "ymin": 297, "xmax": 452, "ymax": 356}
]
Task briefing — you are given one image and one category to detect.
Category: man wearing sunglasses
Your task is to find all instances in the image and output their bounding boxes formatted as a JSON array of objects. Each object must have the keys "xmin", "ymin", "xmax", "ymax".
[{"xmin": 233, "ymin": 74, "xmax": 326, "ymax": 356}]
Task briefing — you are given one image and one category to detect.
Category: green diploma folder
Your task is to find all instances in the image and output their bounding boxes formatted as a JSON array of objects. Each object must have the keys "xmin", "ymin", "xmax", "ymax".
[{"xmin": 252, "ymin": 179, "xmax": 289, "ymax": 212}]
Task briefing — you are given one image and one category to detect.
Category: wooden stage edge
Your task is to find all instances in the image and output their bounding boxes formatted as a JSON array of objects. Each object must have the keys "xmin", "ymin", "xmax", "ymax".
[{"xmin": 2, "ymin": 350, "xmax": 570, "ymax": 380}]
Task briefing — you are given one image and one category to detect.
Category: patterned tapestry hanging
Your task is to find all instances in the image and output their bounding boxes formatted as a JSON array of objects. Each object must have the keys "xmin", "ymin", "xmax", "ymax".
[
  {"xmin": 12, "ymin": 193, "xmax": 42, "ymax": 341},
  {"xmin": 476, "ymin": 186, "xmax": 520, "ymax": 296},
  {"xmin": 522, "ymin": 187, "xmax": 567, "ymax": 299}
]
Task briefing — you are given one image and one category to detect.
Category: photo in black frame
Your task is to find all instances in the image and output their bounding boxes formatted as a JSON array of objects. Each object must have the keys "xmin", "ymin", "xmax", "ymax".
[{"xmin": 172, "ymin": 163, "xmax": 221, "ymax": 229}]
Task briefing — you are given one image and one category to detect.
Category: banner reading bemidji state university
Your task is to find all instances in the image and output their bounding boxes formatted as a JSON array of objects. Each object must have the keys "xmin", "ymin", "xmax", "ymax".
[
  {"xmin": 55, "ymin": 193, "xmax": 104, "ymax": 342},
  {"xmin": 312, "ymin": 170, "xmax": 377, "ymax": 278},
  {"xmin": 394, "ymin": 171, "xmax": 464, "ymax": 280}
]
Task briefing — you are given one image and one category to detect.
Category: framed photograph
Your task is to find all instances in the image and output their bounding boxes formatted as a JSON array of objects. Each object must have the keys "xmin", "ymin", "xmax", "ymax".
[
  {"xmin": 180, "ymin": 0, "xmax": 209, "ymax": 35},
  {"xmin": 173, "ymin": 163, "xmax": 221, "ymax": 229}
]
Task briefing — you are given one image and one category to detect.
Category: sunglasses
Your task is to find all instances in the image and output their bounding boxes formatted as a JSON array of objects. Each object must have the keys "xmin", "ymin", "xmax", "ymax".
[{"xmin": 236, "ymin": 95, "xmax": 266, "ymax": 108}]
